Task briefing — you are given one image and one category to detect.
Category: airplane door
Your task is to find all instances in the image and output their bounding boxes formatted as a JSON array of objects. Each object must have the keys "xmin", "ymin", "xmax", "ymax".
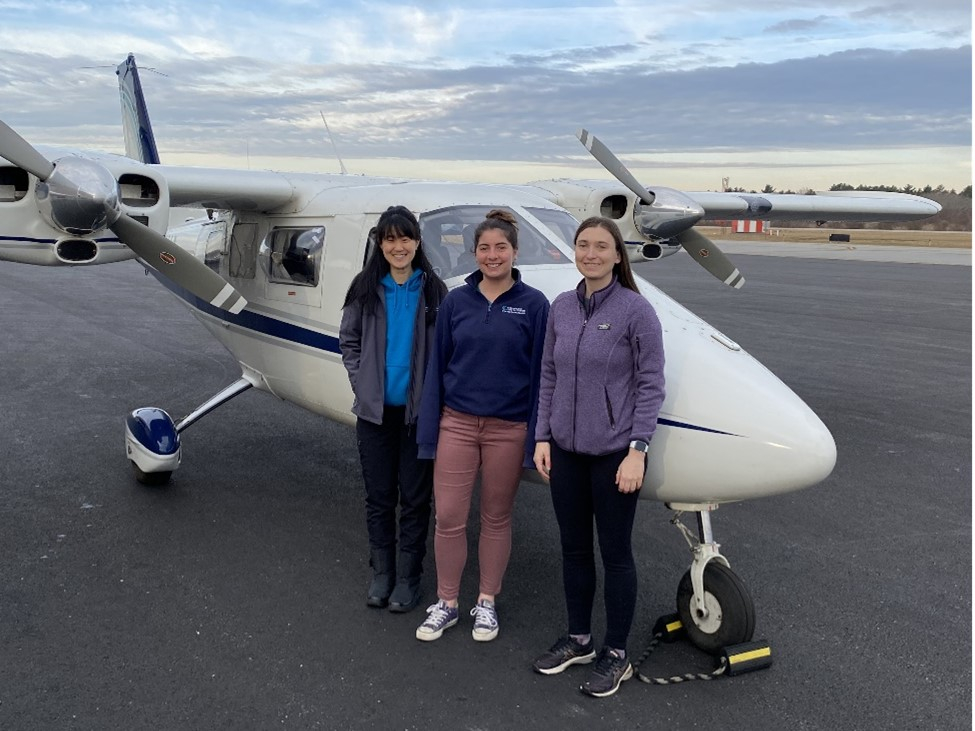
[{"xmin": 315, "ymin": 213, "xmax": 371, "ymax": 318}]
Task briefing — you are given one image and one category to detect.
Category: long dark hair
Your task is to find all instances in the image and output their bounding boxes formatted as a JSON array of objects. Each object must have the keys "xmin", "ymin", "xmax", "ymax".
[
  {"xmin": 574, "ymin": 216, "xmax": 639, "ymax": 293},
  {"xmin": 343, "ymin": 205, "xmax": 447, "ymax": 323}
]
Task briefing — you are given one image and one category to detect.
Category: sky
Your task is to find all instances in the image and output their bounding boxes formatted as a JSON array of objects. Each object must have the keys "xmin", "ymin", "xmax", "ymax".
[{"xmin": 0, "ymin": 0, "xmax": 971, "ymax": 192}]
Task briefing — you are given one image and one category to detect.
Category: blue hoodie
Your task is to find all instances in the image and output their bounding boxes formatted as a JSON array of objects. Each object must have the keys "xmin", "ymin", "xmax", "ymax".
[
  {"xmin": 417, "ymin": 268, "xmax": 549, "ymax": 465},
  {"xmin": 381, "ymin": 270, "xmax": 423, "ymax": 406}
]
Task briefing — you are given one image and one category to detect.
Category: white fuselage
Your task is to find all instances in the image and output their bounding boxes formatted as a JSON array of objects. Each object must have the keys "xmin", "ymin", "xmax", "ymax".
[{"xmin": 158, "ymin": 181, "xmax": 836, "ymax": 506}]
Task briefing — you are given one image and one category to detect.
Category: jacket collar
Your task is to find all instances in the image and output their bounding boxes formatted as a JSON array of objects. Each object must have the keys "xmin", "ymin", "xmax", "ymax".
[
  {"xmin": 575, "ymin": 276, "xmax": 619, "ymax": 315},
  {"xmin": 464, "ymin": 267, "xmax": 523, "ymax": 291}
]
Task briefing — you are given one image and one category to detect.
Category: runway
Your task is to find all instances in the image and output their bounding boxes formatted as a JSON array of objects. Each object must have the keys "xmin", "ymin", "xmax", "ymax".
[
  {"xmin": 714, "ymin": 240, "xmax": 971, "ymax": 266},
  {"xmin": 0, "ymin": 247, "xmax": 970, "ymax": 729}
]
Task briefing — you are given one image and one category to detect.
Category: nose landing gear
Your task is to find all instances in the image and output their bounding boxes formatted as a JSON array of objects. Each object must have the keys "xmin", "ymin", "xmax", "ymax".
[{"xmin": 669, "ymin": 506, "xmax": 756, "ymax": 655}]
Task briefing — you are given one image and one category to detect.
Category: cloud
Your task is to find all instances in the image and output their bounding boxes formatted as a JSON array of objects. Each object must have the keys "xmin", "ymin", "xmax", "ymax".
[{"xmin": 0, "ymin": 1, "xmax": 969, "ymax": 189}]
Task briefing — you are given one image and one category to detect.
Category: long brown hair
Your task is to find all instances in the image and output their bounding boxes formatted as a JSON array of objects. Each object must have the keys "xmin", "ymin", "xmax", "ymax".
[{"xmin": 574, "ymin": 216, "xmax": 639, "ymax": 293}]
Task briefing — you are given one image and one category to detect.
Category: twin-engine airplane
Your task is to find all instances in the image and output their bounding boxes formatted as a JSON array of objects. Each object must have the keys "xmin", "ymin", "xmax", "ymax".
[{"xmin": 0, "ymin": 55, "xmax": 940, "ymax": 653}]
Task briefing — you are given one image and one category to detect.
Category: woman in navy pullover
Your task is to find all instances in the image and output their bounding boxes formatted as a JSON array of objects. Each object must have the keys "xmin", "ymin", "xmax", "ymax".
[
  {"xmin": 531, "ymin": 216, "xmax": 665, "ymax": 698},
  {"xmin": 415, "ymin": 209, "xmax": 549, "ymax": 643}
]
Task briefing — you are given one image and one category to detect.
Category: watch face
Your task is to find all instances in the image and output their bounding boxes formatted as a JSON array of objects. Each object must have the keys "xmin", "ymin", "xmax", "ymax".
[{"xmin": 630, "ymin": 440, "xmax": 649, "ymax": 453}]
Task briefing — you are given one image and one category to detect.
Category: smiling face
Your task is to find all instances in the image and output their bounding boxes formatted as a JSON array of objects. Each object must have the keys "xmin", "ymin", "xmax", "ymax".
[
  {"xmin": 381, "ymin": 231, "xmax": 418, "ymax": 281},
  {"xmin": 574, "ymin": 223, "xmax": 620, "ymax": 292},
  {"xmin": 475, "ymin": 228, "xmax": 516, "ymax": 283}
]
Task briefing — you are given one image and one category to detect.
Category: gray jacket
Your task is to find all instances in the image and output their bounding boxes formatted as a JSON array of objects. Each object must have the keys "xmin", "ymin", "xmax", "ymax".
[{"xmin": 339, "ymin": 276, "xmax": 439, "ymax": 426}]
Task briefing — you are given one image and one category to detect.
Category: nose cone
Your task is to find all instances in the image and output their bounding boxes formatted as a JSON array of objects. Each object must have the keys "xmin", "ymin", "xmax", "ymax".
[
  {"xmin": 520, "ymin": 265, "xmax": 837, "ymax": 506},
  {"xmin": 644, "ymin": 330, "xmax": 837, "ymax": 504},
  {"xmin": 36, "ymin": 156, "xmax": 119, "ymax": 235}
]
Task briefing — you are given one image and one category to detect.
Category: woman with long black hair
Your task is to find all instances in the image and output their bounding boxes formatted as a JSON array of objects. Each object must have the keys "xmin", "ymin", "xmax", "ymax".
[{"xmin": 340, "ymin": 205, "xmax": 447, "ymax": 612}]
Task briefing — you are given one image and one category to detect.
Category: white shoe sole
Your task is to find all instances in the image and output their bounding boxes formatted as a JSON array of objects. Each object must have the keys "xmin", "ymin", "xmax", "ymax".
[
  {"xmin": 472, "ymin": 627, "xmax": 499, "ymax": 642},
  {"xmin": 415, "ymin": 618, "xmax": 457, "ymax": 641},
  {"xmin": 533, "ymin": 651, "xmax": 596, "ymax": 675},
  {"xmin": 580, "ymin": 664, "xmax": 633, "ymax": 697}
]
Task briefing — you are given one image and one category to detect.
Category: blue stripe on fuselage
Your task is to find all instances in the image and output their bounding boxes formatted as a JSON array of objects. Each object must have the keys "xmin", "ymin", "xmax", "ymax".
[
  {"xmin": 149, "ymin": 269, "xmax": 341, "ymax": 354},
  {"xmin": 0, "ymin": 235, "xmax": 120, "ymax": 244},
  {"xmin": 658, "ymin": 418, "xmax": 736, "ymax": 436}
]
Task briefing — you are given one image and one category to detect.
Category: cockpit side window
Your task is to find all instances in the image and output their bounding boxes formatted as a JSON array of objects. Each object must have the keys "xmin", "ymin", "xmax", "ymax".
[
  {"xmin": 259, "ymin": 226, "xmax": 326, "ymax": 286},
  {"xmin": 418, "ymin": 206, "xmax": 572, "ymax": 279}
]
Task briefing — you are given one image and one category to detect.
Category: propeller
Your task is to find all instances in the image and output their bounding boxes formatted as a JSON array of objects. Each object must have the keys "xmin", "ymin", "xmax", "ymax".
[
  {"xmin": 0, "ymin": 120, "xmax": 247, "ymax": 313},
  {"xmin": 576, "ymin": 128, "xmax": 744, "ymax": 289},
  {"xmin": 0, "ymin": 120, "xmax": 55, "ymax": 179}
]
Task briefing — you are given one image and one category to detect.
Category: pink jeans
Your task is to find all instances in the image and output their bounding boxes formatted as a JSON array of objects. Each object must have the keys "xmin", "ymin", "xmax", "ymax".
[{"xmin": 433, "ymin": 407, "xmax": 526, "ymax": 602}]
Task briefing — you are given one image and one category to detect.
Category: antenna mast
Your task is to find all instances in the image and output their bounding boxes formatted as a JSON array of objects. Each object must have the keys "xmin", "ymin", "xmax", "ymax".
[{"xmin": 320, "ymin": 112, "xmax": 348, "ymax": 175}]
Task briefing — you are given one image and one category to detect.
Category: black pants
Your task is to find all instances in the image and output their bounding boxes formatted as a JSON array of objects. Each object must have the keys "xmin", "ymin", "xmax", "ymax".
[
  {"xmin": 549, "ymin": 440, "xmax": 640, "ymax": 651},
  {"xmin": 355, "ymin": 406, "xmax": 433, "ymax": 561}
]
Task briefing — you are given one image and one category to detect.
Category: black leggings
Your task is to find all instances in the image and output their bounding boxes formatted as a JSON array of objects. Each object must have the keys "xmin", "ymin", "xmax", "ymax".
[{"xmin": 549, "ymin": 440, "xmax": 640, "ymax": 651}]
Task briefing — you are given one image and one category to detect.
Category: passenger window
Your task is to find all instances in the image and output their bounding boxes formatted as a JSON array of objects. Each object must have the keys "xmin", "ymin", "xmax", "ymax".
[{"xmin": 259, "ymin": 226, "xmax": 325, "ymax": 286}]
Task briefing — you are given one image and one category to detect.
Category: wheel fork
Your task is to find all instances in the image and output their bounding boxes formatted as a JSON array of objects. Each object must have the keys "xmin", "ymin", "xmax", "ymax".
[{"xmin": 670, "ymin": 505, "xmax": 731, "ymax": 620}]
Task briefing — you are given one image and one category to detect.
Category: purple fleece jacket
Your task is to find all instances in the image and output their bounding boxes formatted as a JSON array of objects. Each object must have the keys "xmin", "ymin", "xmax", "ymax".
[{"xmin": 535, "ymin": 278, "xmax": 665, "ymax": 456}]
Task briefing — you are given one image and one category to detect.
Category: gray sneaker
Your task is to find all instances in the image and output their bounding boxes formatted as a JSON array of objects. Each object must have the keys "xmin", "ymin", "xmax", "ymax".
[
  {"xmin": 579, "ymin": 647, "xmax": 633, "ymax": 698},
  {"xmin": 470, "ymin": 599, "xmax": 499, "ymax": 642},
  {"xmin": 415, "ymin": 600, "xmax": 459, "ymax": 641},
  {"xmin": 532, "ymin": 635, "xmax": 596, "ymax": 675}
]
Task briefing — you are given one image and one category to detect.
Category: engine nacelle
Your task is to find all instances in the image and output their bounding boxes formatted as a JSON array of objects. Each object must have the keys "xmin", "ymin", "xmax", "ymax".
[
  {"xmin": 0, "ymin": 156, "xmax": 169, "ymax": 266},
  {"xmin": 528, "ymin": 178, "xmax": 702, "ymax": 250}
]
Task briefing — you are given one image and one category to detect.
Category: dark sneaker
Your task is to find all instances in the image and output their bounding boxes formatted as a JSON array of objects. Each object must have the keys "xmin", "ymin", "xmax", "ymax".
[
  {"xmin": 388, "ymin": 578, "xmax": 422, "ymax": 613},
  {"xmin": 532, "ymin": 635, "xmax": 596, "ymax": 675},
  {"xmin": 415, "ymin": 600, "xmax": 459, "ymax": 641},
  {"xmin": 470, "ymin": 599, "xmax": 499, "ymax": 642},
  {"xmin": 579, "ymin": 648, "xmax": 633, "ymax": 698}
]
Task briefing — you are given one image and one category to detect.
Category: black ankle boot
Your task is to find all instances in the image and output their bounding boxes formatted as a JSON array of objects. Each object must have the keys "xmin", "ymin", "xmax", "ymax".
[
  {"xmin": 388, "ymin": 551, "xmax": 423, "ymax": 613},
  {"xmin": 367, "ymin": 549, "xmax": 395, "ymax": 608}
]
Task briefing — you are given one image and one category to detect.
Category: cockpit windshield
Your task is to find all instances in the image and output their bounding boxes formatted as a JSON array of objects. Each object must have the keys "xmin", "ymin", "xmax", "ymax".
[{"xmin": 419, "ymin": 206, "xmax": 574, "ymax": 280}]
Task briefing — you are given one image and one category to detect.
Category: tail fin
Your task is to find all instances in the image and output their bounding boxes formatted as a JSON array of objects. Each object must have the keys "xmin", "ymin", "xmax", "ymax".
[{"xmin": 116, "ymin": 53, "xmax": 161, "ymax": 164}]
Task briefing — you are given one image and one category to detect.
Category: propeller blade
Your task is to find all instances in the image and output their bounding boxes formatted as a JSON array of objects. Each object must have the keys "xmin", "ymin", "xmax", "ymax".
[
  {"xmin": 110, "ymin": 215, "xmax": 248, "ymax": 313},
  {"xmin": 678, "ymin": 227, "xmax": 745, "ymax": 289},
  {"xmin": 577, "ymin": 128, "xmax": 653, "ymax": 206},
  {"xmin": 0, "ymin": 120, "xmax": 56, "ymax": 180}
]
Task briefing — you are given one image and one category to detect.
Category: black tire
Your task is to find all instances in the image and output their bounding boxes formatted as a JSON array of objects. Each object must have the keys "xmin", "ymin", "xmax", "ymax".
[
  {"xmin": 676, "ymin": 562, "xmax": 755, "ymax": 655},
  {"xmin": 130, "ymin": 460, "xmax": 172, "ymax": 487}
]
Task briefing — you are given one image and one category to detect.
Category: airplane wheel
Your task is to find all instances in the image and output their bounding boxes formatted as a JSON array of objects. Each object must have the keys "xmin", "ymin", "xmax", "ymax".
[
  {"xmin": 676, "ymin": 562, "xmax": 755, "ymax": 655},
  {"xmin": 130, "ymin": 460, "xmax": 172, "ymax": 486}
]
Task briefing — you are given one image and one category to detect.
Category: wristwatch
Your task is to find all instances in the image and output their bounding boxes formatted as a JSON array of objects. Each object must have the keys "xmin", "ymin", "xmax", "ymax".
[{"xmin": 628, "ymin": 439, "xmax": 650, "ymax": 453}]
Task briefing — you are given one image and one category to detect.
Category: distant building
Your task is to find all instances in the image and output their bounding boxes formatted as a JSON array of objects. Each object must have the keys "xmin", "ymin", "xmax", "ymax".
[{"xmin": 733, "ymin": 220, "xmax": 770, "ymax": 233}]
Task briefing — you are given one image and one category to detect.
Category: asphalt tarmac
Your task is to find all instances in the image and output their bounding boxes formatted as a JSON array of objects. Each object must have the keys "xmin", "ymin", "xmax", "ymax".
[{"xmin": 0, "ymin": 246, "xmax": 970, "ymax": 730}]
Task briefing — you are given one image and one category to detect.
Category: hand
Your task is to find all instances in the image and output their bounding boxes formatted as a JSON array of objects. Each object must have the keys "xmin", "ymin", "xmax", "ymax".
[
  {"xmin": 615, "ymin": 450, "xmax": 645, "ymax": 493},
  {"xmin": 534, "ymin": 442, "xmax": 551, "ymax": 483}
]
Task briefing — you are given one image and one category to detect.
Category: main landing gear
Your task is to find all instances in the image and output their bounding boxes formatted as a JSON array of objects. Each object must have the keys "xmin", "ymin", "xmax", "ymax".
[
  {"xmin": 668, "ymin": 505, "xmax": 755, "ymax": 655},
  {"xmin": 124, "ymin": 377, "xmax": 253, "ymax": 485}
]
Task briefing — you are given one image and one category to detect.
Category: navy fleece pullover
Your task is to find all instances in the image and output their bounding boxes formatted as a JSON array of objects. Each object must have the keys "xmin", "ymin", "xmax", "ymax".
[{"xmin": 417, "ymin": 269, "xmax": 550, "ymax": 465}]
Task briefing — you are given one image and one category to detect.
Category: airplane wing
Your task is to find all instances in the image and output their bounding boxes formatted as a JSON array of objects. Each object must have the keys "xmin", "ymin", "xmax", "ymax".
[
  {"xmin": 153, "ymin": 166, "xmax": 299, "ymax": 210},
  {"xmin": 687, "ymin": 189, "xmax": 943, "ymax": 222}
]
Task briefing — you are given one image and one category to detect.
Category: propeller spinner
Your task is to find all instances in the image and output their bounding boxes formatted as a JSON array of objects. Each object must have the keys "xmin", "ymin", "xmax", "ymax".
[
  {"xmin": 576, "ymin": 128, "xmax": 744, "ymax": 289},
  {"xmin": 0, "ymin": 120, "xmax": 247, "ymax": 313}
]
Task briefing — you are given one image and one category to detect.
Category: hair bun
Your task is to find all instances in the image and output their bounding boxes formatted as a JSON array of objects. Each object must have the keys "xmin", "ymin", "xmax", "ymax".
[{"xmin": 486, "ymin": 208, "xmax": 518, "ymax": 228}]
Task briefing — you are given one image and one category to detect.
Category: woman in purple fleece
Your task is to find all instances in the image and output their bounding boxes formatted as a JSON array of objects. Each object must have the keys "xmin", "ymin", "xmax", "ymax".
[{"xmin": 531, "ymin": 216, "xmax": 665, "ymax": 698}]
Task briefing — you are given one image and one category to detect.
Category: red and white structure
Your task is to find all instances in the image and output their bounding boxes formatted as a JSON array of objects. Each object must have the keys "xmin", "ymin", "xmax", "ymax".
[{"xmin": 733, "ymin": 220, "xmax": 770, "ymax": 233}]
